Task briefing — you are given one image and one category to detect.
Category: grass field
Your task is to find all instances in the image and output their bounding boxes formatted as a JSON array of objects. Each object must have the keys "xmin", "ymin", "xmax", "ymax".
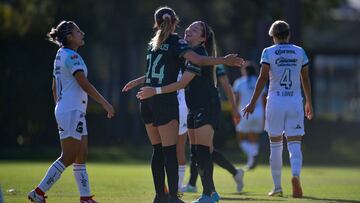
[{"xmin": 0, "ymin": 162, "xmax": 359, "ymax": 203}]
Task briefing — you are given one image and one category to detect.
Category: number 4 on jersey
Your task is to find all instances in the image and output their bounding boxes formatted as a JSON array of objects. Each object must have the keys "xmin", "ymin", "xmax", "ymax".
[
  {"xmin": 146, "ymin": 54, "xmax": 164, "ymax": 84},
  {"xmin": 280, "ymin": 68, "xmax": 292, "ymax": 89}
]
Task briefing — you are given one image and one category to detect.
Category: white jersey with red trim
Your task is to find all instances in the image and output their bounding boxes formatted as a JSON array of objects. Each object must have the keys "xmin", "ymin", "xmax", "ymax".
[
  {"xmin": 260, "ymin": 43, "xmax": 309, "ymax": 103},
  {"xmin": 53, "ymin": 47, "xmax": 88, "ymax": 114}
]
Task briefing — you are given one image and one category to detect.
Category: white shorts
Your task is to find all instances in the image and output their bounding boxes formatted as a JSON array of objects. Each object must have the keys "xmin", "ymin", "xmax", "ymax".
[
  {"xmin": 178, "ymin": 105, "xmax": 188, "ymax": 135},
  {"xmin": 265, "ymin": 100, "xmax": 304, "ymax": 137},
  {"xmin": 55, "ymin": 110, "xmax": 88, "ymax": 140},
  {"xmin": 236, "ymin": 107, "xmax": 264, "ymax": 133}
]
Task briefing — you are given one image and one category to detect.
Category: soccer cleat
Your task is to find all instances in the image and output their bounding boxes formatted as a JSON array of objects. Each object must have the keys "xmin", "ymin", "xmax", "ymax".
[
  {"xmin": 192, "ymin": 194, "xmax": 216, "ymax": 203},
  {"xmin": 153, "ymin": 194, "xmax": 169, "ymax": 203},
  {"xmin": 233, "ymin": 168, "xmax": 244, "ymax": 192},
  {"xmin": 181, "ymin": 184, "xmax": 197, "ymax": 193},
  {"xmin": 28, "ymin": 189, "xmax": 47, "ymax": 203},
  {"xmin": 211, "ymin": 191, "xmax": 221, "ymax": 202},
  {"xmin": 268, "ymin": 188, "xmax": 283, "ymax": 197},
  {"xmin": 291, "ymin": 176, "xmax": 303, "ymax": 198},
  {"xmin": 80, "ymin": 195, "xmax": 98, "ymax": 203}
]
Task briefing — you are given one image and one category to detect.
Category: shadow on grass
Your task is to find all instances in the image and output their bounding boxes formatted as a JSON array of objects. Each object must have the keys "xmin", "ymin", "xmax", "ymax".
[
  {"xmin": 303, "ymin": 196, "xmax": 360, "ymax": 203},
  {"xmin": 221, "ymin": 196, "xmax": 284, "ymax": 201}
]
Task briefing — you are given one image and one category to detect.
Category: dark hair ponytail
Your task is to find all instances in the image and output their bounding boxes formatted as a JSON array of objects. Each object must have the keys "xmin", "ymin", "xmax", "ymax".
[
  {"xmin": 150, "ymin": 7, "xmax": 179, "ymax": 51},
  {"xmin": 199, "ymin": 21, "xmax": 218, "ymax": 85},
  {"xmin": 46, "ymin": 21, "xmax": 75, "ymax": 46}
]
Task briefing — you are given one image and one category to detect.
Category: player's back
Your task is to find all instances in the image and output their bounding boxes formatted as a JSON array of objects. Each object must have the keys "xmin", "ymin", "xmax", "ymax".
[
  {"xmin": 260, "ymin": 44, "xmax": 309, "ymax": 103},
  {"xmin": 53, "ymin": 47, "xmax": 88, "ymax": 113}
]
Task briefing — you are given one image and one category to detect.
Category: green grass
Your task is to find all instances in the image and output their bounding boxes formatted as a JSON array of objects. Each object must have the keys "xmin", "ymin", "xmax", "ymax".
[{"xmin": 0, "ymin": 162, "xmax": 359, "ymax": 203}]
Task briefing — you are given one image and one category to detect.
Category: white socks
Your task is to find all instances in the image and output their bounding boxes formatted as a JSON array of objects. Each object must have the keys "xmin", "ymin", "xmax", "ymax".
[
  {"xmin": 178, "ymin": 165, "xmax": 186, "ymax": 189},
  {"xmin": 73, "ymin": 164, "xmax": 91, "ymax": 197},
  {"xmin": 240, "ymin": 141, "xmax": 251, "ymax": 156},
  {"xmin": 240, "ymin": 141, "xmax": 259, "ymax": 167},
  {"xmin": 287, "ymin": 141, "xmax": 302, "ymax": 177},
  {"xmin": 38, "ymin": 159, "xmax": 65, "ymax": 192},
  {"xmin": 270, "ymin": 141, "xmax": 283, "ymax": 189}
]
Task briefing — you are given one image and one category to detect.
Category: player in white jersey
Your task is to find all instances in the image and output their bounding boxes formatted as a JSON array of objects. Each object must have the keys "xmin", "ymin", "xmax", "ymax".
[
  {"xmin": 242, "ymin": 20, "xmax": 313, "ymax": 198},
  {"xmin": 28, "ymin": 21, "xmax": 114, "ymax": 203},
  {"xmin": 233, "ymin": 61, "xmax": 266, "ymax": 170}
]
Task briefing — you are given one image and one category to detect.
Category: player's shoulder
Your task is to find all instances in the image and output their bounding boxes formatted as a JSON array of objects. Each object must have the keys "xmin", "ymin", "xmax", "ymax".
[
  {"xmin": 59, "ymin": 47, "xmax": 79, "ymax": 60},
  {"xmin": 192, "ymin": 45, "xmax": 207, "ymax": 56}
]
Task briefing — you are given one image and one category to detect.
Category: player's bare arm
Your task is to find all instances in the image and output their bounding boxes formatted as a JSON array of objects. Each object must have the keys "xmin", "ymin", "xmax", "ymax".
[
  {"xmin": 122, "ymin": 75, "xmax": 146, "ymax": 92},
  {"xmin": 137, "ymin": 71, "xmax": 195, "ymax": 100},
  {"xmin": 74, "ymin": 71, "xmax": 115, "ymax": 118},
  {"xmin": 301, "ymin": 65, "xmax": 313, "ymax": 120},
  {"xmin": 242, "ymin": 63, "xmax": 269, "ymax": 119}
]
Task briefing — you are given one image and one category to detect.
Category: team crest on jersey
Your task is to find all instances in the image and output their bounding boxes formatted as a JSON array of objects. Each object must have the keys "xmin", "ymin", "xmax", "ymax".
[
  {"xmin": 178, "ymin": 39, "xmax": 188, "ymax": 44},
  {"xmin": 71, "ymin": 54, "xmax": 79, "ymax": 60}
]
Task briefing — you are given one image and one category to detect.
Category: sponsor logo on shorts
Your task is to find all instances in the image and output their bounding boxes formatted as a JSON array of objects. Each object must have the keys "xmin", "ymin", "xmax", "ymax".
[
  {"xmin": 295, "ymin": 124, "xmax": 302, "ymax": 129},
  {"xmin": 182, "ymin": 123, "xmax": 187, "ymax": 128},
  {"xmin": 76, "ymin": 122, "xmax": 84, "ymax": 133}
]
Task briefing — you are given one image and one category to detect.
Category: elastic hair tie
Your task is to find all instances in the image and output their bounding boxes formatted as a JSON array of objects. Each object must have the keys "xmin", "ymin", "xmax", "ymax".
[{"xmin": 162, "ymin": 13, "xmax": 171, "ymax": 20}]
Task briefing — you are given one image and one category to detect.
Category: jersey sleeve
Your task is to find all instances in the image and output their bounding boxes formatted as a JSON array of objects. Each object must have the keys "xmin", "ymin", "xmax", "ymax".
[
  {"xmin": 301, "ymin": 48, "xmax": 309, "ymax": 67},
  {"xmin": 216, "ymin": 65, "xmax": 226, "ymax": 77},
  {"xmin": 173, "ymin": 37, "xmax": 192, "ymax": 58},
  {"xmin": 185, "ymin": 61, "xmax": 201, "ymax": 76},
  {"xmin": 260, "ymin": 48, "xmax": 270, "ymax": 65},
  {"xmin": 65, "ymin": 53, "xmax": 84, "ymax": 75}
]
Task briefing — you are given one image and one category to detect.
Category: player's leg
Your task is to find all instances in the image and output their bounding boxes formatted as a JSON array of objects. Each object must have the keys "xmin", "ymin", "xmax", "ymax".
[
  {"xmin": 286, "ymin": 136, "xmax": 303, "ymax": 198},
  {"xmin": 182, "ymin": 128, "xmax": 198, "ymax": 193},
  {"xmin": 29, "ymin": 111, "xmax": 80, "ymax": 202},
  {"xmin": 285, "ymin": 102, "xmax": 305, "ymax": 198},
  {"xmin": 211, "ymin": 146, "xmax": 244, "ymax": 192},
  {"xmin": 246, "ymin": 132, "xmax": 260, "ymax": 170},
  {"xmin": 145, "ymin": 123, "xmax": 167, "ymax": 202},
  {"xmin": 177, "ymin": 132, "xmax": 187, "ymax": 191},
  {"xmin": 193, "ymin": 124, "xmax": 215, "ymax": 201},
  {"xmin": 177, "ymin": 105, "xmax": 188, "ymax": 192},
  {"xmin": 265, "ymin": 103, "xmax": 285, "ymax": 197},
  {"xmin": 158, "ymin": 120, "xmax": 180, "ymax": 201}
]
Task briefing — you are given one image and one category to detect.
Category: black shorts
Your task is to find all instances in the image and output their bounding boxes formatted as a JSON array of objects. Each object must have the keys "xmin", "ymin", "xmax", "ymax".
[
  {"xmin": 187, "ymin": 101, "xmax": 221, "ymax": 130},
  {"xmin": 140, "ymin": 96, "xmax": 179, "ymax": 127}
]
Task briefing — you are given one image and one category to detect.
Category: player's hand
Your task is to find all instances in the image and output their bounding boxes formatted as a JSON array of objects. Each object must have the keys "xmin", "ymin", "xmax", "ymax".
[
  {"xmin": 122, "ymin": 80, "xmax": 139, "ymax": 92},
  {"xmin": 242, "ymin": 103, "xmax": 255, "ymax": 120},
  {"xmin": 136, "ymin": 86, "xmax": 156, "ymax": 100},
  {"xmin": 305, "ymin": 102, "xmax": 313, "ymax": 120},
  {"xmin": 103, "ymin": 102, "xmax": 115, "ymax": 119},
  {"xmin": 232, "ymin": 109, "xmax": 241, "ymax": 125},
  {"xmin": 224, "ymin": 54, "xmax": 245, "ymax": 67}
]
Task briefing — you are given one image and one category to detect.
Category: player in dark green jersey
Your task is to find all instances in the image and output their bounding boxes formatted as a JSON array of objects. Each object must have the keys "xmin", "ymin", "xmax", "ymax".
[
  {"xmin": 137, "ymin": 20, "xmax": 242, "ymax": 203},
  {"xmin": 125, "ymin": 7, "xmax": 243, "ymax": 203}
]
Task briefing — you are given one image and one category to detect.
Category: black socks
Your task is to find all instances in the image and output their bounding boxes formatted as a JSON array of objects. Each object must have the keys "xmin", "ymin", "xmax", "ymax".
[
  {"xmin": 196, "ymin": 144, "xmax": 215, "ymax": 196},
  {"xmin": 212, "ymin": 149, "xmax": 237, "ymax": 176},
  {"xmin": 151, "ymin": 144, "xmax": 165, "ymax": 195},
  {"xmin": 163, "ymin": 144, "xmax": 178, "ymax": 197}
]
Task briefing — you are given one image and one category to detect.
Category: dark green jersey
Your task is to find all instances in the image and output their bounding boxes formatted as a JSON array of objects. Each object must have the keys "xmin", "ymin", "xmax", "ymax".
[
  {"xmin": 184, "ymin": 46, "xmax": 219, "ymax": 110},
  {"xmin": 144, "ymin": 34, "xmax": 191, "ymax": 87}
]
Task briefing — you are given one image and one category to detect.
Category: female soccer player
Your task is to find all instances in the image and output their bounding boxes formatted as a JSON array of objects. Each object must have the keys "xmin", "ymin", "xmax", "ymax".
[
  {"xmin": 242, "ymin": 20, "xmax": 313, "ymax": 198},
  {"xmin": 133, "ymin": 6, "xmax": 243, "ymax": 203},
  {"xmin": 233, "ymin": 61, "xmax": 266, "ymax": 170},
  {"xmin": 137, "ymin": 20, "xmax": 234, "ymax": 203},
  {"xmin": 28, "ymin": 21, "xmax": 115, "ymax": 203},
  {"xmin": 182, "ymin": 65, "xmax": 244, "ymax": 194}
]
